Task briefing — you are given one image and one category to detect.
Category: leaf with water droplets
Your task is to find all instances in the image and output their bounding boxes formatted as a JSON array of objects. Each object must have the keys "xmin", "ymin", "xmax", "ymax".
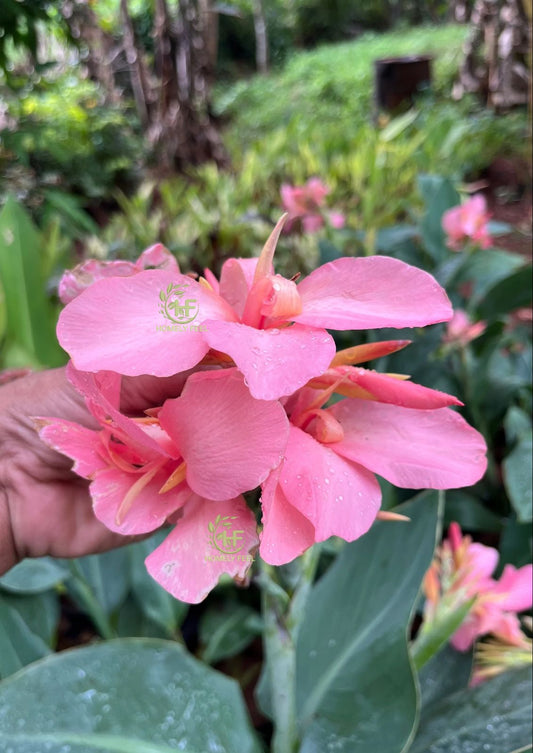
[
  {"xmin": 0, "ymin": 639, "xmax": 262, "ymax": 753},
  {"xmin": 410, "ymin": 666, "xmax": 532, "ymax": 753}
]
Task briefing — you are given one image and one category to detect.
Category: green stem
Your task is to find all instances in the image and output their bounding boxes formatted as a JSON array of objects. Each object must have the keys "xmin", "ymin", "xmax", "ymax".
[{"xmin": 260, "ymin": 546, "xmax": 321, "ymax": 753}]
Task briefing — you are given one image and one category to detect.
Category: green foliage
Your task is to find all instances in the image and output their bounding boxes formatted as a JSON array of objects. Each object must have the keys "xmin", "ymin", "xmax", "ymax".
[
  {"xmin": 0, "ymin": 640, "xmax": 262, "ymax": 753},
  {"xmin": 0, "ymin": 197, "xmax": 65, "ymax": 368},
  {"xmin": 412, "ymin": 666, "xmax": 532, "ymax": 753},
  {"xmin": 293, "ymin": 493, "xmax": 439, "ymax": 752},
  {"xmin": 0, "ymin": 0, "xmax": 56, "ymax": 73},
  {"xmin": 214, "ymin": 25, "xmax": 468, "ymax": 139},
  {"xmin": 200, "ymin": 601, "xmax": 263, "ymax": 665},
  {"xmin": 0, "ymin": 73, "xmax": 141, "ymax": 224}
]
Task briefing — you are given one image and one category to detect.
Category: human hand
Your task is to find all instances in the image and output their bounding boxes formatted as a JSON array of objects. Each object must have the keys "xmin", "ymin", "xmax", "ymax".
[{"xmin": 0, "ymin": 367, "xmax": 187, "ymax": 574}]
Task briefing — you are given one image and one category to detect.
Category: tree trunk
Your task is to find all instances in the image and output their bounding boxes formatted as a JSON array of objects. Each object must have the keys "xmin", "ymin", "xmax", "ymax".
[
  {"xmin": 60, "ymin": 0, "xmax": 120, "ymax": 105},
  {"xmin": 147, "ymin": 0, "xmax": 227, "ymax": 172},
  {"xmin": 252, "ymin": 0, "xmax": 269, "ymax": 74},
  {"xmin": 454, "ymin": 0, "xmax": 531, "ymax": 109},
  {"xmin": 120, "ymin": 0, "xmax": 153, "ymax": 127}
]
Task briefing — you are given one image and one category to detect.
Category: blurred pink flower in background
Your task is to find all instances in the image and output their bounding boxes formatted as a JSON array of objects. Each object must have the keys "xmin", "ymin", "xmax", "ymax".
[
  {"xmin": 442, "ymin": 194, "xmax": 492, "ymax": 250},
  {"xmin": 423, "ymin": 522, "xmax": 533, "ymax": 651},
  {"xmin": 281, "ymin": 178, "xmax": 345, "ymax": 233},
  {"xmin": 58, "ymin": 244, "xmax": 178, "ymax": 304},
  {"xmin": 442, "ymin": 309, "xmax": 487, "ymax": 347}
]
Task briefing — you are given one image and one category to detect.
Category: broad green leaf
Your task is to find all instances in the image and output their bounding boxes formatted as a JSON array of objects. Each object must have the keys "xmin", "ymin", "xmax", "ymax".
[
  {"xmin": 450, "ymin": 248, "xmax": 524, "ymax": 308},
  {"xmin": 200, "ymin": 603, "xmax": 262, "ymax": 665},
  {"xmin": 410, "ymin": 666, "xmax": 532, "ymax": 753},
  {"xmin": 476, "ymin": 266, "xmax": 533, "ymax": 319},
  {"xmin": 504, "ymin": 407, "xmax": 532, "ymax": 445},
  {"xmin": 418, "ymin": 175, "xmax": 460, "ymax": 262},
  {"xmin": 116, "ymin": 596, "xmax": 172, "ymax": 640},
  {"xmin": 503, "ymin": 432, "xmax": 533, "ymax": 523},
  {"xmin": 0, "ymin": 594, "xmax": 51, "ymax": 678},
  {"xmin": 127, "ymin": 536, "xmax": 188, "ymax": 635},
  {"xmin": 318, "ymin": 239, "xmax": 342, "ymax": 265},
  {"xmin": 498, "ymin": 520, "xmax": 533, "ymax": 571},
  {"xmin": 296, "ymin": 492, "xmax": 440, "ymax": 753},
  {"xmin": 69, "ymin": 549, "xmax": 130, "ymax": 616},
  {"xmin": 444, "ymin": 491, "xmax": 503, "ymax": 532},
  {"xmin": 0, "ymin": 557, "xmax": 69, "ymax": 594},
  {"xmin": 0, "ymin": 196, "xmax": 63, "ymax": 366},
  {"xmin": 417, "ymin": 644, "xmax": 472, "ymax": 711},
  {"xmin": 0, "ymin": 590, "xmax": 59, "ymax": 648},
  {"xmin": 0, "ymin": 639, "xmax": 262, "ymax": 753}
]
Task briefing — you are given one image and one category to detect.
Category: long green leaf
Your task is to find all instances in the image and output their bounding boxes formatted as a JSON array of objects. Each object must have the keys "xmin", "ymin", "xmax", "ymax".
[
  {"xmin": 0, "ymin": 196, "xmax": 63, "ymax": 366},
  {"xmin": 296, "ymin": 492, "xmax": 440, "ymax": 753}
]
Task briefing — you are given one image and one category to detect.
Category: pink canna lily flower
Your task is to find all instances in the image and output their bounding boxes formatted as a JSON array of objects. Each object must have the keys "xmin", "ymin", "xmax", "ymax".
[
  {"xmin": 39, "ymin": 364, "xmax": 289, "ymax": 603},
  {"xmin": 58, "ymin": 244, "xmax": 179, "ymax": 304},
  {"xmin": 442, "ymin": 194, "xmax": 492, "ymax": 251},
  {"xmin": 442, "ymin": 309, "xmax": 487, "ymax": 347},
  {"xmin": 423, "ymin": 522, "xmax": 533, "ymax": 652},
  {"xmin": 281, "ymin": 178, "xmax": 345, "ymax": 233},
  {"xmin": 259, "ymin": 378, "xmax": 487, "ymax": 565},
  {"xmin": 57, "ymin": 217, "xmax": 453, "ymax": 401}
]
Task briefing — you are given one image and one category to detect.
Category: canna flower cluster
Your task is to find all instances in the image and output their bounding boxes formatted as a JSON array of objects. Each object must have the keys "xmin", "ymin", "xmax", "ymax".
[
  {"xmin": 423, "ymin": 522, "xmax": 533, "ymax": 651},
  {"xmin": 41, "ymin": 218, "xmax": 487, "ymax": 603},
  {"xmin": 442, "ymin": 194, "xmax": 492, "ymax": 251},
  {"xmin": 280, "ymin": 178, "xmax": 345, "ymax": 234}
]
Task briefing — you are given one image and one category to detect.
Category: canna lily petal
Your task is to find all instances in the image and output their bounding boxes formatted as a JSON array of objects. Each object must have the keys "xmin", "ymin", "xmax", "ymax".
[
  {"xmin": 294, "ymin": 256, "xmax": 452, "ymax": 329},
  {"xmin": 280, "ymin": 426, "xmax": 381, "ymax": 543},
  {"xmin": 91, "ymin": 466, "xmax": 189, "ymax": 535},
  {"xmin": 58, "ymin": 270, "xmax": 237, "ymax": 376},
  {"xmin": 466, "ymin": 542, "xmax": 499, "ymax": 582},
  {"xmin": 492, "ymin": 564, "xmax": 533, "ymax": 612},
  {"xmin": 451, "ymin": 615, "xmax": 483, "ymax": 652},
  {"xmin": 37, "ymin": 419, "xmax": 106, "ymax": 478},
  {"xmin": 91, "ymin": 468, "xmax": 191, "ymax": 535},
  {"xmin": 66, "ymin": 364, "xmax": 175, "ymax": 463},
  {"xmin": 203, "ymin": 321, "xmax": 335, "ymax": 400},
  {"xmin": 260, "ymin": 468, "xmax": 315, "ymax": 565},
  {"xmin": 330, "ymin": 340, "xmax": 411, "ymax": 367},
  {"xmin": 219, "ymin": 257, "xmax": 259, "ymax": 318},
  {"xmin": 331, "ymin": 399, "xmax": 487, "ymax": 489},
  {"xmin": 158, "ymin": 369, "xmax": 289, "ymax": 500},
  {"xmin": 58, "ymin": 244, "xmax": 178, "ymax": 304},
  {"xmin": 145, "ymin": 495, "xmax": 258, "ymax": 604},
  {"xmin": 135, "ymin": 243, "xmax": 179, "ymax": 271},
  {"xmin": 341, "ymin": 367, "xmax": 463, "ymax": 408},
  {"xmin": 310, "ymin": 366, "xmax": 463, "ymax": 408}
]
